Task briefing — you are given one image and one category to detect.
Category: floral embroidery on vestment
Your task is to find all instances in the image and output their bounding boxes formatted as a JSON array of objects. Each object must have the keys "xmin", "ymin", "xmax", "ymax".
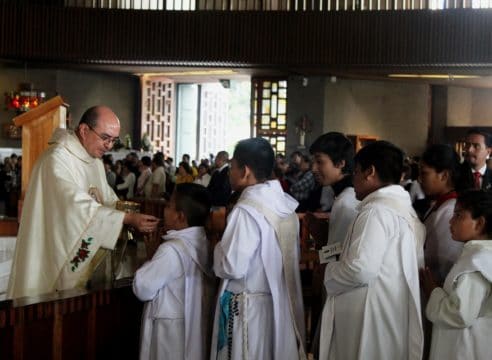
[{"xmin": 70, "ymin": 237, "xmax": 93, "ymax": 272}]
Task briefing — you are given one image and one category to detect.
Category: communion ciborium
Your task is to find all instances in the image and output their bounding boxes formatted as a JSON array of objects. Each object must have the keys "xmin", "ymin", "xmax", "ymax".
[
  {"xmin": 113, "ymin": 201, "xmax": 141, "ymax": 281},
  {"xmin": 87, "ymin": 201, "xmax": 141, "ymax": 290}
]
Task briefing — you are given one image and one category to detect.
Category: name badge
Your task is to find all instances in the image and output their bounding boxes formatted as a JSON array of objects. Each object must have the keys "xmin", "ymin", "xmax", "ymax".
[{"xmin": 319, "ymin": 242, "xmax": 343, "ymax": 264}]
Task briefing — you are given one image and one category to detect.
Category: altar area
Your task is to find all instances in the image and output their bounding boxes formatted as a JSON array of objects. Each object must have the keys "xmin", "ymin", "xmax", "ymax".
[{"xmin": 0, "ymin": 198, "xmax": 165, "ymax": 360}]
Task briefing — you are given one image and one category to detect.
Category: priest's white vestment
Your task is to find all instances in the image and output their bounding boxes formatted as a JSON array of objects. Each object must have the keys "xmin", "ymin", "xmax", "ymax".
[
  {"xmin": 426, "ymin": 240, "xmax": 492, "ymax": 360},
  {"xmin": 133, "ymin": 227, "xmax": 216, "ymax": 360},
  {"xmin": 7, "ymin": 129, "xmax": 125, "ymax": 299},
  {"xmin": 211, "ymin": 180, "xmax": 306, "ymax": 360},
  {"xmin": 424, "ymin": 198, "xmax": 463, "ymax": 284},
  {"xmin": 320, "ymin": 185, "xmax": 425, "ymax": 360}
]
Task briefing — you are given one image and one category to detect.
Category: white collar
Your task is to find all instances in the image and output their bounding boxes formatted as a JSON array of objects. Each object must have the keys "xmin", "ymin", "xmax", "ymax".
[{"xmin": 472, "ymin": 165, "xmax": 487, "ymax": 175}]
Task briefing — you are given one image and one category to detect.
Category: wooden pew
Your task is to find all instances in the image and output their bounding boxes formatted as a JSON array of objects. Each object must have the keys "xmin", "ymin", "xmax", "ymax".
[{"xmin": 298, "ymin": 211, "xmax": 330, "ymax": 349}]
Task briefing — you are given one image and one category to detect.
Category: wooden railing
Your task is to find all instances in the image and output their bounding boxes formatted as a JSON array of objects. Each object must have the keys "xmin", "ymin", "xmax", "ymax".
[{"xmin": 0, "ymin": 283, "xmax": 143, "ymax": 360}]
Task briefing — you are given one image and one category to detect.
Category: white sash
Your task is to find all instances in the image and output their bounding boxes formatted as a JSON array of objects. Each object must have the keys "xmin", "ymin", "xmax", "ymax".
[{"xmin": 240, "ymin": 199, "xmax": 307, "ymax": 360}]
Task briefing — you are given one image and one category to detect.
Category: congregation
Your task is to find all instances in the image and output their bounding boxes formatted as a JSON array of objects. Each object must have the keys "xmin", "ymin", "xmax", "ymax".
[{"xmin": 0, "ymin": 153, "xmax": 21, "ymax": 217}]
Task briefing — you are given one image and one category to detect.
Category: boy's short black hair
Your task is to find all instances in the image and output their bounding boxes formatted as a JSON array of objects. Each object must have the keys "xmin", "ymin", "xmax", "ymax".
[
  {"xmin": 141, "ymin": 156, "xmax": 152, "ymax": 167},
  {"xmin": 233, "ymin": 137, "xmax": 275, "ymax": 182},
  {"xmin": 457, "ymin": 189, "xmax": 492, "ymax": 237},
  {"xmin": 174, "ymin": 183, "xmax": 212, "ymax": 227},
  {"xmin": 198, "ymin": 163, "xmax": 209, "ymax": 171},
  {"xmin": 466, "ymin": 127, "xmax": 492, "ymax": 148},
  {"xmin": 354, "ymin": 141, "xmax": 404, "ymax": 184},
  {"xmin": 152, "ymin": 153, "xmax": 164, "ymax": 167},
  {"xmin": 103, "ymin": 157, "xmax": 113, "ymax": 166},
  {"xmin": 309, "ymin": 132, "xmax": 354, "ymax": 174}
]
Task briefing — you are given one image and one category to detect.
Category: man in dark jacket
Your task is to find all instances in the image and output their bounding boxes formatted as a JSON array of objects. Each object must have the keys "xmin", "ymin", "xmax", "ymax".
[
  {"xmin": 463, "ymin": 128, "xmax": 492, "ymax": 190},
  {"xmin": 207, "ymin": 150, "xmax": 231, "ymax": 206}
]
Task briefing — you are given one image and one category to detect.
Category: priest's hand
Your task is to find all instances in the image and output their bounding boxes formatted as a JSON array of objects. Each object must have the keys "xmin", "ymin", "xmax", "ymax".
[
  {"xmin": 124, "ymin": 213, "xmax": 160, "ymax": 233},
  {"xmin": 420, "ymin": 267, "xmax": 438, "ymax": 299}
]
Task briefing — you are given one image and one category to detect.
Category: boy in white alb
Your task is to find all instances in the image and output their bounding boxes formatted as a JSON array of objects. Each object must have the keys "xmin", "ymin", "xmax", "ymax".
[
  {"xmin": 320, "ymin": 141, "xmax": 425, "ymax": 360},
  {"xmin": 422, "ymin": 190, "xmax": 492, "ymax": 360},
  {"xmin": 133, "ymin": 183, "xmax": 216, "ymax": 360},
  {"xmin": 309, "ymin": 132, "xmax": 360, "ymax": 356},
  {"xmin": 310, "ymin": 132, "xmax": 359, "ymax": 247},
  {"xmin": 211, "ymin": 137, "xmax": 306, "ymax": 360}
]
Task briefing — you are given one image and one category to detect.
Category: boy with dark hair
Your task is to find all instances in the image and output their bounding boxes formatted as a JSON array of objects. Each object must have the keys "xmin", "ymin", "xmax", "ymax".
[
  {"xmin": 310, "ymin": 132, "xmax": 360, "ymax": 356},
  {"xmin": 320, "ymin": 141, "xmax": 425, "ymax": 360},
  {"xmin": 211, "ymin": 137, "xmax": 306, "ymax": 360},
  {"xmin": 133, "ymin": 183, "xmax": 216, "ymax": 360},
  {"xmin": 310, "ymin": 132, "xmax": 359, "ymax": 247}
]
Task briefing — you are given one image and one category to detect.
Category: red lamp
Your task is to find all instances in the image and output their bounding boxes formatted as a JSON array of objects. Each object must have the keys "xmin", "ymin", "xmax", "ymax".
[{"xmin": 5, "ymin": 83, "xmax": 45, "ymax": 113}]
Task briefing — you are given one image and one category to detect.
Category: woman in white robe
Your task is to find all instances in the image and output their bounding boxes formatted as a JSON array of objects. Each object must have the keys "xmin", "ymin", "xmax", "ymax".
[{"xmin": 420, "ymin": 144, "xmax": 471, "ymax": 284}]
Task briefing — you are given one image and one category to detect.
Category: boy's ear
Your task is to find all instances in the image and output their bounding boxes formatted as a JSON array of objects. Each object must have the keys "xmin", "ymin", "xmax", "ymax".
[
  {"xmin": 243, "ymin": 165, "xmax": 253, "ymax": 181},
  {"xmin": 335, "ymin": 159, "xmax": 346, "ymax": 170},
  {"xmin": 365, "ymin": 165, "xmax": 376, "ymax": 180},
  {"xmin": 475, "ymin": 215, "xmax": 486, "ymax": 235},
  {"xmin": 439, "ymin": 170, "xmax": 450, "ymax": 183},
  {"xmin": 177, "ymin": 210, "xmax": 188, "ymax": 226}
]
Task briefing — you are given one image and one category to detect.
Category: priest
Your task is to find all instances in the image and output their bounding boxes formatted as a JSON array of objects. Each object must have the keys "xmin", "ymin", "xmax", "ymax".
[{"xmin": 7, "ymin": 106, "xmax": 159, "ymax": 299}]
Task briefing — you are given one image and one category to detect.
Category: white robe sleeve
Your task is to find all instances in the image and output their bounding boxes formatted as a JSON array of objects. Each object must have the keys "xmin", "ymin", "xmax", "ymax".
[
  {"xmin": 324, "ymin": 208, "xmax": 389, "ymax": 296},
  {"xmin": 116, "ymin": 173, "xmax": 135, "ymax": 191},
  {"xmin": 426, "ymin": 272, "xmax": 491, "ymax": 328},
  {"xmin": 133, "ymin": 244, "xmax": 184, "ymax": 301},
  {"xmin": 213, "ymin": 207, "xmax": 261, "ymax": 279}
]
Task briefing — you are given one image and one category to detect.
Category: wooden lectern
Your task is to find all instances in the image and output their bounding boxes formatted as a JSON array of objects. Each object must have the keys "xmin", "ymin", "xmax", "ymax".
[{"xmin": 13, "ymin": 96, "xmax": 68, "ymax": 200}]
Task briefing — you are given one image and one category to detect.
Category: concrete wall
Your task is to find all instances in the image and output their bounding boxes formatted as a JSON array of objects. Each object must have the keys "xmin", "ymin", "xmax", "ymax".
[
  {"xmin": 0, "ymin": 67, "xmax": 138, "ymax": 149},
  {"xmin": 447, "ymin": 86, "xmax": 492, "ymax": 127},
  {"xmin": 55, "ymin": 70, "xmax": 138, "ymax": 139},
  {"xmin": 471, "ymin": 88, "xmax": 492, "ymax": 125},
  {"xmin": 286, "ymin": 76, "xmax": 325, "ymax": 155},
  {"xmin": 322, "ymin": 79, "xmax": 430, "ymax": 157}
]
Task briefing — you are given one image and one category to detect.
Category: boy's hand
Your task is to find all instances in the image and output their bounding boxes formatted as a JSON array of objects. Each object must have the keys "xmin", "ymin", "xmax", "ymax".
[{"xmin": 420, "ymin": 267, "xmax": 438, "ymax": 299}]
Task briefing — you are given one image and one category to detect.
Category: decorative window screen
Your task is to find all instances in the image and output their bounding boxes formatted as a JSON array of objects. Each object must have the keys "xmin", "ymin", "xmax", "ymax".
[
  {"xmin": 252, "ymin": 78, "xmax": 287, "ymax": 155},
  {"xmin": 140, "ymin": 76, "xmax": 175, "ymax": 156}
]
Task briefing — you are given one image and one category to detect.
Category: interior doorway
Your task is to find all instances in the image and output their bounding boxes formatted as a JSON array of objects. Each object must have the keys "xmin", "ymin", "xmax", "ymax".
[{"xmin": 175, "ymin": 80, "xmax": 251, "ymax": 162}]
